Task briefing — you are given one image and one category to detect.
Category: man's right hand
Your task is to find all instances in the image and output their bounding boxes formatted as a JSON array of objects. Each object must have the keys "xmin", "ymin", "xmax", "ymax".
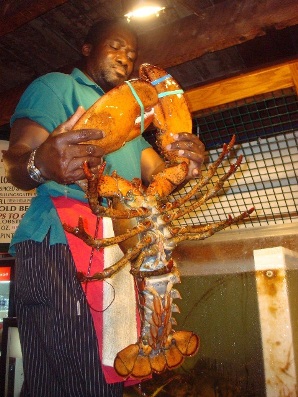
[
  {"xmin": 3, "ymin": 107, "xmax": 106, "ymax": 190},
  {"xmin": 35, "ymin": 107, "xmax": 105, "ymax": 184}
]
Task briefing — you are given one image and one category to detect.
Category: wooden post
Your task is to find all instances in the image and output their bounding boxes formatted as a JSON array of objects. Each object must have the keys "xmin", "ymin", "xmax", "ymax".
[{"xmin": 254, "ymin": 246, "xmax": 298, "ymax": 396}]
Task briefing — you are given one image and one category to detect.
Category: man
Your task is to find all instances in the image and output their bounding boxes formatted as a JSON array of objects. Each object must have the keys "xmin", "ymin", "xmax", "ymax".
[{"xmin": 3, "ymin": 19, "xmax": 205, "ymax": 396}]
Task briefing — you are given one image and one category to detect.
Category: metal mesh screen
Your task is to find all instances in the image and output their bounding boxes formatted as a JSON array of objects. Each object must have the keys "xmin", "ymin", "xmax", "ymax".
[{"xmin": 172, "ymin": 89, "xmax": 298, "ymax": 229}]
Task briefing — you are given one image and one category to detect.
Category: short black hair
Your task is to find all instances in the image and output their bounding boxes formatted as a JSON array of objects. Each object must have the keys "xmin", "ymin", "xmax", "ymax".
[{"xmin": 84, "ymin": 18, "xmax": 137, "ymax": 46}]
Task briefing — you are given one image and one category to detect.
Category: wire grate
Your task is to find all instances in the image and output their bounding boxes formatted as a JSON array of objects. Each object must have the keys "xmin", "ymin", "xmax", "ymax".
[
  {"xmin": 193, "ymin": 88, "xmax": 298, "ymax": 150},
  {"xmin": 173, "ymin": 90, "xmax": 298, "ymax": 229}
]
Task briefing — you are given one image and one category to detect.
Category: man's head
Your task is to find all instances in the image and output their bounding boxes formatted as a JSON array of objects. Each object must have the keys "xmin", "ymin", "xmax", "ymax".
[{"xmin": 82, "ymin": 19, "xmax": 138, "ymax": 92}]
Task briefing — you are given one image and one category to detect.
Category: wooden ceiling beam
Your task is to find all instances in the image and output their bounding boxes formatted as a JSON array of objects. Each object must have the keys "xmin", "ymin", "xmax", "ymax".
[
  {"xmin": 289, "ymin": 63, "xmax": 298, "ymax": 93},
  {"xmin": 0, "ymin": 0, "xmax": 68, "ymax": 36},
  {"xmin": 185, "ymin": 59, "xmax": 298, "ymax": 114},
  {"xmin": 135, "ymin": 0, "xmax": 298, "ymax": 69}
]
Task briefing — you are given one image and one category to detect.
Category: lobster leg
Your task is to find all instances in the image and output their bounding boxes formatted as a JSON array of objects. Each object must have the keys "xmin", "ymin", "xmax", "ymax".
[
  {"xmin": 170, "ymin": 208, "xmax": 255, "ymax": 245},
  {"xmin": 162, "ymin": 154, "xmax": 244, "ymax": 223},
  {"xmin": 130, "ymin": 246, "xmax": 160, "ymax": 275},
  {"xmin": 157, "ymin": 135, "xmax": 238, "ymax": 213},
  {"xmin": 77, "ymin": 234, "xmax": 155, "ymax": 282},
  {"xmin": 63, "ymin": 217, "xmax": 153, "ymax": 249}
]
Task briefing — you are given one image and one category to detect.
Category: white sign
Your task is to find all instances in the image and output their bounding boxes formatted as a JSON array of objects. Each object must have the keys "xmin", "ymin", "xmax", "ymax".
[{"xmin": 0, "ymin": 140, "xmax": 35, "ymax": 245}]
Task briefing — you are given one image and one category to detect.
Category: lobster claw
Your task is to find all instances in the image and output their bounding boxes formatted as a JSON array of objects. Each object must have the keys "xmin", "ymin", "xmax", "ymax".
[
  {"xmin": 73, "ymin": 63, "xmax": 192, "ymax": 167},
  {"xmin": 139, "ymin": 63, "xmax": 195, "ymax": 199},
  {"xmin": 73, "ymin": 78, "xmax": 158, "ymax": 154},
  {"xmin": 139, "ymin": 63, "xmax": 193, "ymax": 164}
]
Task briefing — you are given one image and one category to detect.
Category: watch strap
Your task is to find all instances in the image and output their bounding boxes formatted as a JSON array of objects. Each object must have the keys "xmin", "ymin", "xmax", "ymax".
[{"xmin": 27, "ymin": 148, "xmax": 47, "ymax": 184}]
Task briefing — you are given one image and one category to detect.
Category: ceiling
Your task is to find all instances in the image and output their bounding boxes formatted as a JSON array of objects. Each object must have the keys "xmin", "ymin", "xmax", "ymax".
[{"xmin": 1, "ymin": 0, "xmax": 298, "ymax": 130}]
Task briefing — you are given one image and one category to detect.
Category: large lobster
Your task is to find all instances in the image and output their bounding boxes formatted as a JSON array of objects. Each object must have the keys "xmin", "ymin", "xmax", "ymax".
[{"xmin": 64, "ymin": 63, "xmax": 254, "ymax": 380}]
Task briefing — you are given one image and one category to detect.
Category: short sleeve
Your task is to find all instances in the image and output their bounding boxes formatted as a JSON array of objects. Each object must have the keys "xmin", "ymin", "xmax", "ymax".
[{"xmin": 10, "ymin": 76, "xmax": 69, "ymax": 132}]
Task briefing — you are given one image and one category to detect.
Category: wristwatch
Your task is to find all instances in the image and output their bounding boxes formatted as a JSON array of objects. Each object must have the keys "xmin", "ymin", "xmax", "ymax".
[{"xmin": 27, "ymin": 148, "xmax": 47, "ymax": 184}]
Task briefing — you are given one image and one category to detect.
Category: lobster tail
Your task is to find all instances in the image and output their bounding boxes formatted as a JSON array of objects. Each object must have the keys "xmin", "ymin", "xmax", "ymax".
[
  {"xmin": 114, "ymin": 269, "xmax": 200, "ymax": 379},
  {"xmin": 114, "ymin": 330, "xmax": 199, "ymax": 379}
]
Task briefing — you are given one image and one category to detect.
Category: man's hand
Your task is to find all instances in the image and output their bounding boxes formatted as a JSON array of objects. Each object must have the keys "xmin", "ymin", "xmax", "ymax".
[
  {"xmin": 35, "ymin": 107, "xmax": 105, "ymax": 184},
  {"xmin": 4, "ymin": 107, "xmax": 107, "ymax": 190},
  {"xmin": 166, "ymin": 132, "xmax": 205, "ymax": 179}
]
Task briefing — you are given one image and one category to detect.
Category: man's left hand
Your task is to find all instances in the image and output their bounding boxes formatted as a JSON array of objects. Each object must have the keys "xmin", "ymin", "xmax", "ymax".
[{"xmin": 166, "ymin": 132, "xmax": 205, "ymax": 179}]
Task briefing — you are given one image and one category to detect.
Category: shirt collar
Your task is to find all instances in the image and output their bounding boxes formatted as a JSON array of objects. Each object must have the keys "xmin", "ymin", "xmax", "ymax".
[{"xmin": 71, "ymin": 68, "xmax": 105, "ymax": 95}]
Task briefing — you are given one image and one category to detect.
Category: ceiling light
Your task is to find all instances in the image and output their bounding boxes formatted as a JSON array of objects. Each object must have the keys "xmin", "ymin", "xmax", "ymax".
[{"xmin": 123, "ymin": 0, "xmax": 165, "ymax": 20}]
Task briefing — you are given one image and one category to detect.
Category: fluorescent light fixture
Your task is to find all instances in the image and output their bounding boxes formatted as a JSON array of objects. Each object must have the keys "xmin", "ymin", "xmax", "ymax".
[{"xmin": 123, "ymin": 0, "xmax": 165, "ymax": 20}]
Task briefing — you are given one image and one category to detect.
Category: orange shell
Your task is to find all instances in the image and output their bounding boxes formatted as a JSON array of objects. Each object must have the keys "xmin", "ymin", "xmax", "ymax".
[
  {"xmin": 74, "ymin": 79, "xmax": 158, "ymax": 154},
  {"xmin": 139, "ymin": 63, "xmax": 192, "ymax": 162}
]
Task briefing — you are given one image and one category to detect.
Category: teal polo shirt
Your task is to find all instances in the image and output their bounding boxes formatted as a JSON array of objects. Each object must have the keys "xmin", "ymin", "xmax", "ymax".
[{"xmin": 9, "ymin": 68, "xmax": 151, "ymax": 253}]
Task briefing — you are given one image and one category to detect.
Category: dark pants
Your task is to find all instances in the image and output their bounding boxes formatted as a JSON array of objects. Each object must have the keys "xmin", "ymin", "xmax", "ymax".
[{"xmin": 15, "ymin": 235, "xmax": 123, "ymax": 397}]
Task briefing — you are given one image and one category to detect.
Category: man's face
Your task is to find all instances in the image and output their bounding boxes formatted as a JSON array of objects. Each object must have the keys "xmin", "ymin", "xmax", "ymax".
[{"xmin": 84, "ymin": 25, "xmax": 138, "ymax": 91}]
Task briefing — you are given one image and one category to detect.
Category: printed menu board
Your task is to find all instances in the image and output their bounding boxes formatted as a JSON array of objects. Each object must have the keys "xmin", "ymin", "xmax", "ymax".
[{"xmin": 0, "ymin": 140, "xmax": 35, "ymax": 246}]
